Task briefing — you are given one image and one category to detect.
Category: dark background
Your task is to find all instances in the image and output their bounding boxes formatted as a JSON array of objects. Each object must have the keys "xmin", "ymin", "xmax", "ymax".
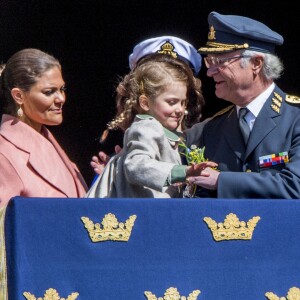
[{"xmin": 0, "ymin": 0, "xmax": 299, "ymax": 186}]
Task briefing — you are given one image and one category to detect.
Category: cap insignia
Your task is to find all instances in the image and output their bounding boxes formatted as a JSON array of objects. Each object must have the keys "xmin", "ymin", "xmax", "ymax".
[
  {"xmin": 81, "ymin": 213, "xmax": 137, "ymax": 242},
  {"xmin": 23, "ymin": 289, "xmax": 79, "ymax": 300},
  {"xmin": 157, "ymin": 41, "xmax": 177, "ymax": 58},
  {"xmin": 200, "ymin": 42, "xmax": 249, "ymax": 53},
  {"xmin": 145, "ymin": 287, "xmax": 201, "ymax": 300},
  {"xmin": 265, "ymin": 286, "xmax": 300, "ymax": 300},
  {"xmin": 208, "ymin": 25, "xmax": 216, "ymax": 40},
  {"xmin": 204, "ymin": 213, "xmax": 261, "ymax": 241},
  {"xmin": 286, "ymin": 94, "xmax": 300, "ymax": 104}
]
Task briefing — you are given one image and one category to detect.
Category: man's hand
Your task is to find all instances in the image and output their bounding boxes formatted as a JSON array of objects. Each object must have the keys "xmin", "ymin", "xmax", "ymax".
[{"xmin": 187, "ymin": 167, "xmax": 220, "ymax": 190}]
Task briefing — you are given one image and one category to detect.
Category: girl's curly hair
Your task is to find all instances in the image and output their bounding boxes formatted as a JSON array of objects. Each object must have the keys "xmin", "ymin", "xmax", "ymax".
[{"xmin": 107, "ymin": 53, "xmax": 205, "ymax": 133}]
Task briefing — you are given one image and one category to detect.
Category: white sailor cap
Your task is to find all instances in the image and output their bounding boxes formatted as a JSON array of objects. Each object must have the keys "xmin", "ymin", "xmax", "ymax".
[{"xmin": 129, "ymin": 36, "xmax": 202, "ymax": 75}]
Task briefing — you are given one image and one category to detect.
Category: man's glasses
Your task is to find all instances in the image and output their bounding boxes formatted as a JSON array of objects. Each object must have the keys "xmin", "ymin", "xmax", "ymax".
[{"xmin": 204, "ymin": 55, "xmax": 251, "ymax": 68}]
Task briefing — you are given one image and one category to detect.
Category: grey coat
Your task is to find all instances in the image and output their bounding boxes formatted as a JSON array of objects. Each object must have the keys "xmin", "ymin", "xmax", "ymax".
[{"xmin": 86, "ymin": 115, "xmax": 182, "ymax": 198}]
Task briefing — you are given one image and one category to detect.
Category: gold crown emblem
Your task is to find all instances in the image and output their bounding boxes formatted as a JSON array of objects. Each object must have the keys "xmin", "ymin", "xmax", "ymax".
[
  {"xmin": 208, "ymin": 25, "xmax": 216, "ymax": 40},
  {"xmin": 204, "ymin": 213, "xmax": 260, "ymax": 241},
  {"xmin": 157, "ymin": 41, "xmax": 177, "ymax": 58},
  {"xmin": 23, "ymin": 288, "xmax": 79, "ymax": 300},
  {"xmin": 144, "ymin": 287, "xmax": 201, "ymax": 300},
  {"xmin": 265, "ymin": 286, "xmax": 300, "ymax": 299},
  {"xmin": 81, "ymin": 213, "xmax": 137, "ymax": 242}
]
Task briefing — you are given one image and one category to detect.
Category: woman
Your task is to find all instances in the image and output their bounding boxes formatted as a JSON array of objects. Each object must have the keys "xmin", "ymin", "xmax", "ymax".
[{"xmin": 0, "ymin": 48, "xmax": 88, "ymax": 207}]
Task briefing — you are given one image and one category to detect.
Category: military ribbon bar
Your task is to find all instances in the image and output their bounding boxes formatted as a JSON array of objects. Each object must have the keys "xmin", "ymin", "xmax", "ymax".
[{"xmin": 259, "ymin": 152, "xmax": 289, "ymax": 168}]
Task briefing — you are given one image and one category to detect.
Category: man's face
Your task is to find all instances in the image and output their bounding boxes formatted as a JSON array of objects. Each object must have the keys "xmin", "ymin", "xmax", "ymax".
[{"xmin": 204, "ymin": 51, "xmax": 255, "ymax": 105}]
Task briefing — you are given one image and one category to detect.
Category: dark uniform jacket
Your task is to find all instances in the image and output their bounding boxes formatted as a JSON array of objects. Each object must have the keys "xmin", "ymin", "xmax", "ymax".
[{"xmin": 185, "ymin": 85, "xmax": 300, "ymax": 199}]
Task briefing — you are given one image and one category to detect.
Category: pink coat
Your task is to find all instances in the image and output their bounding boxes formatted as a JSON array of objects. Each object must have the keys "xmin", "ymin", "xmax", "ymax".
[{"xmin": 0, "ymin": 114, "xmax": 88, "ymax": 207}]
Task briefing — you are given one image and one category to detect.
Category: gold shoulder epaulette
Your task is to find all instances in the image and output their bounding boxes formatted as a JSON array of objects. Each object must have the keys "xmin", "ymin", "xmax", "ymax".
[
  {"xmin": 211, "ymin": 105, "xmax": 234, "ymax": 119},
  {"xmin": 286, "ymin": 94, "xmax": 300, "ymax": 104}
]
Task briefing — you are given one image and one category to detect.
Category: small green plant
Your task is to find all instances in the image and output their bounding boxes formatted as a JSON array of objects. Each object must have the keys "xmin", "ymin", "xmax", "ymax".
[{"xmin": 179, "ymin": 142, "xmax": 207, "ymax": 198}]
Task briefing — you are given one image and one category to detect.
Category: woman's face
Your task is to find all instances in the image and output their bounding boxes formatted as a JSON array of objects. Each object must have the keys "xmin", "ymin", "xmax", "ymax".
[{"xmin": 17, "ymin": 66, "xmax": 66, "ymax": 132}]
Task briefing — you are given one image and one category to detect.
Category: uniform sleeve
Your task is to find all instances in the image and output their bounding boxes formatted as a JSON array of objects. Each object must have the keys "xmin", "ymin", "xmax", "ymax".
[
  {"xmin": 168, "ymin": 165, "xmax": 187, "ymax": 185},
  {"xmin": 0, "ymin": 153, "xmax": 23, "ymax": 207}
]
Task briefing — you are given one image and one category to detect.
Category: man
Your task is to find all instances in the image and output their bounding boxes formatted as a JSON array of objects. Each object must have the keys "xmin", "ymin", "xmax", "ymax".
[{"xmin": 186, "ymin": 11, "xmax": 300, "ymax": 199}]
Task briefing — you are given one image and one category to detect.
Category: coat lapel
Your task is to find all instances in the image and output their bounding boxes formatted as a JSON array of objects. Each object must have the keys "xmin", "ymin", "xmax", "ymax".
[
  {"xmin": 42, "ymin": 129, "xmax": 88, "ymax": 195},
  {"xmin": 245, "ymin": 87, "xmax": 282, "ymax": 159},
  {"xmin": 0, "ymin": 115, "xmax": 87, "ymax": 196},
  {"xmin": 222, "ymin": 107, "xmax": 246, "ymax": 161}
]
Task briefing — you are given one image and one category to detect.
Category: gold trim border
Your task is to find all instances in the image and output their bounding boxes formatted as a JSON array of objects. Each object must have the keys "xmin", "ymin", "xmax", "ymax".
[{"xmin": 0, "ymin": 206, "xmax": 8, "ymax": 300}]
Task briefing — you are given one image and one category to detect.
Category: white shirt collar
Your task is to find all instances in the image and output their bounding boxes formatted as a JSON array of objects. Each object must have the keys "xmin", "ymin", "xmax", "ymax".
[
  {"xmin": 239, "ymin": 82, "xmax": 275, "ymax": 117},
  {"xmin": 236, "ymin": 83, "xmax": 275, "ymax": 130}
]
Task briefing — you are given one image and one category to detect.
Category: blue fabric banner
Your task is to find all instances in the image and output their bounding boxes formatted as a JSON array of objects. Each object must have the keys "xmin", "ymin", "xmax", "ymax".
[{"xmin": 3, "ymin": 197, "xmax": 300, "ymax": 299}]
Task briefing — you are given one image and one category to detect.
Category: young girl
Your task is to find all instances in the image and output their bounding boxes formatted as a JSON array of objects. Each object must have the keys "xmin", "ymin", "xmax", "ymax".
[
  {"xmin": 86, "ymin": 57, "xmax": 217, "ymax": 198},
  {"xmin": 90, "ymin": 36, "xmax": 205, "ymax": 176}
]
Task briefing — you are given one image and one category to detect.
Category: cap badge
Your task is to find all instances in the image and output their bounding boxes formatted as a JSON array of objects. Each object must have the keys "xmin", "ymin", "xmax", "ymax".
[
  {"xmin": 208, "ymin": 25, "xmax": 216, "ymax": 40},
  {"xmin": 157, "ymin": 41, "xmax": 177, "ymax": 58}
]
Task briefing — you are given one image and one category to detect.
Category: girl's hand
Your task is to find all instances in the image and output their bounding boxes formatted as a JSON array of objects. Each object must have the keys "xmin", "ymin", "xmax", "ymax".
[{"xmin": 186, "ymin": 161, "xmax": 218, "ymax": 177}]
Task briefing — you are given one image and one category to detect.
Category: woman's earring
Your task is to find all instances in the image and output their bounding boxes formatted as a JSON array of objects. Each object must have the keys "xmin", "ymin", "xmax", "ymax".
[
  {"xmin": 17, "ymin": 107, "xmax": 23, "ymax": 117},
  {"xmin": 184, "ymin": 110, "xmax": 188, "ymax": 116}
]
